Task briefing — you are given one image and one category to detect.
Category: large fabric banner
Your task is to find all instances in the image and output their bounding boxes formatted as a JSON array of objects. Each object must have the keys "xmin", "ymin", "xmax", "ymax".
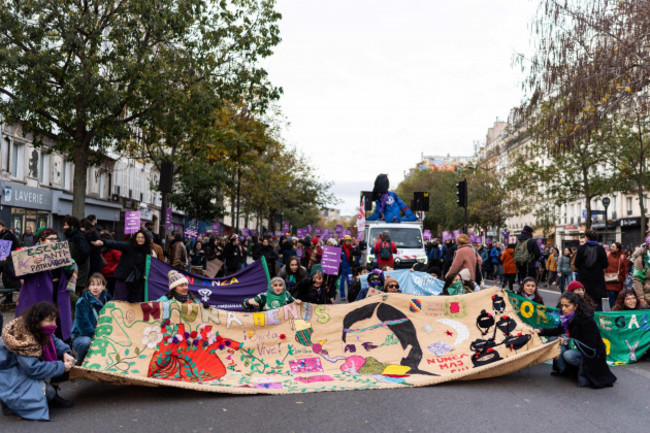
[
  {"xmin": 360, "ymin": 269, "xmax": 444, "ymax": 296},
  {"xmin": 507, "ymin": 292, "xmax": 650, "ymax": 365},
  {"xmin": 71, "ymin": 287, "xmax": 560, "ymax": 394},
  {"xmin": 145, "ymin": 257, "xmax": 270, "ymax": 311}
]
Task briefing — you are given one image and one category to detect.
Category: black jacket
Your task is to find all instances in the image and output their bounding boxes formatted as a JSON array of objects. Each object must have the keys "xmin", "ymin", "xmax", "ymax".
[
  {"xmin": 575, "ymin": 242, "xmax": 609, "ymax": 300},
  {"xmin": 65, "ymin": 228, "xmax": 89, "ymax": 265},
  {"xmin": 540, "ymin": 312, "xmax": 616, "ymax": 388},
  {"xmin": 103, "ymin": 239, "xmax": 149, "ymax": 281}
]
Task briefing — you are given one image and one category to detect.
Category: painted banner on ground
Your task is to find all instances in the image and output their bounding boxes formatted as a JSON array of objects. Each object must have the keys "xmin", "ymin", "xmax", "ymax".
[
  {"xmin": 507, "ymin": 292, "xmax": 650, "ymax": 365},
  {"xmin": 360, "ymin": 269, "xmax": 444, "ymax": 296},
  {"xmin": 71, "ymin": 287, "xmax": 560, "ymax": 394},
  {"xmin": 145, "ymin": 257, "xmax": 270, "ymax": 311},
  {"xmin": 11, "ymin": 241, "xmax": 73, "ymax": 276}
]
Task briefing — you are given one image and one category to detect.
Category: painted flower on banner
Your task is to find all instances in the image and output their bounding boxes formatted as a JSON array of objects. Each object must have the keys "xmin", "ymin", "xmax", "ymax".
[{"xmin": 142, "ymin": 325, "xmax": 164, "ymax": 349}]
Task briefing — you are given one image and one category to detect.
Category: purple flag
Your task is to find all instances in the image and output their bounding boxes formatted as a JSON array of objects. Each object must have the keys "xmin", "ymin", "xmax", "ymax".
[
  {"xmin": 423, "ymin": 230, "xmax": 431, "ymax": 240},
  {"xmin": 283, "ymin": 221, "xmax": 290, "ymax": 233},
  {"xmin": 242, "ymin": 228, "xmax": 250, "ymax": 237},
  {"xmin": 452, "ymin": 229, "xmax": 461, "ymax": 238},
  {"xmin": 146, "ymin": 257, "xmax": 269, "ymax": 311},
  {"xmin": 321, "ymin": 246, "xmax": 342, "ymax": 276},
  {"xmin": 125, "ymin": 211, "xmax": 141, "ymax": 234},
  {"xmin": 315, "ymin": 228, "xmax": 322, "ymax": 237},
  {"xmin": 442, "ymin": 231, "xmax": 451, "ymax": 242},
  {"xmin": 165, "ymin": 208, "xmax": 172, "ymax": 230},
  {"xmin": 307, "ymin": 224, "xmax": 313, "ymax": 234}
]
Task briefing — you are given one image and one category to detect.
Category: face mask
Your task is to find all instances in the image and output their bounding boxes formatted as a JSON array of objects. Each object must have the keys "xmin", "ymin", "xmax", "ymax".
[
  {"xmin": 369, "ymin": 280, "xmax": 382, "ymax": 287},
  {"xmin": 42, "ymin": 325, "xmax": 57, "ymax": 335},
  {"xmin": 448, "ymin": 281, "xmax": 464, "ymax": 295}
]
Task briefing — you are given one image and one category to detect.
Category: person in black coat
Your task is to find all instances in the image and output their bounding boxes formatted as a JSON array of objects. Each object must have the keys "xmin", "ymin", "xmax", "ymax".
[
  {"xmin": 574, "ymin": 230, "xmax": 609, "ymax": 311},
  {"xmin": 95, "ymin": 230, "xmax": 153, "ymax": 303},
  {"xmin": 514, "ymin": 225, "xmax": 542, "ymax": 281},
  {"xmin": 535, "ymin": 292, "xmax": 616, "ymax": 389},
  {"xmin": 223, "ymin": 235, "xmax": 241, "ymax": 276}
]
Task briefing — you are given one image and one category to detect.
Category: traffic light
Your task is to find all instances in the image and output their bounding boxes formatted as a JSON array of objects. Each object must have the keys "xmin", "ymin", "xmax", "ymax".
[{"xmin": 456, "ymin": 180, "xmax": 467, "ymax": 208}]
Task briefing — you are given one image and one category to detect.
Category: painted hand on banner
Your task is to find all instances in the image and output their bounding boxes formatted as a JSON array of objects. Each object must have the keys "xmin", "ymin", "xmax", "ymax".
[{"xmin": 148, "ymin": 322, "xmax": 241, "ymax": 382}]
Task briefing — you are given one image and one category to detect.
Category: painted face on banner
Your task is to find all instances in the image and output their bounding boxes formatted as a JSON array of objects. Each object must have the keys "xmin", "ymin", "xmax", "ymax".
[{"xmin": 343, "ymin": 314, "xmax": 412, "ymax": 369}]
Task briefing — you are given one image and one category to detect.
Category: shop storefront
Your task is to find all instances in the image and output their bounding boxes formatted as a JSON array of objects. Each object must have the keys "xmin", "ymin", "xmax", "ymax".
[
  {"xmin": 0, "ymin": 182, "xmax": 52, "ymax": 235},
  {"xmin": 617, "ymin": 217, "xmax": 642, "ymax": 252}
]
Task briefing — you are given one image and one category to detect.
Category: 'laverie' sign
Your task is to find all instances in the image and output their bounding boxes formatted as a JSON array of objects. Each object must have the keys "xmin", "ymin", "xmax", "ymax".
[{"xmin": 3, "ymin": 183, "xmax": 53, "ymax": 211}]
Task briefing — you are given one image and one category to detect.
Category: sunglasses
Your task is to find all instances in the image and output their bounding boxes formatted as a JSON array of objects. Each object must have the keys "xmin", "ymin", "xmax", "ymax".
[
  {"xmin": 46, "ymin": 236, "xmax": 58, "ymax": 241},
  {"xmin": 388, "ymin": 284, "xmax": 399, "ymax": 289}
]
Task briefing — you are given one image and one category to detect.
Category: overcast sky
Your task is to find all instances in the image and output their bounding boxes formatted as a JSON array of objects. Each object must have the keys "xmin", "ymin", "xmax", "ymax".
[{"xmin": 263, "ymin": 0, "xmax": 537, "ymax": 215}]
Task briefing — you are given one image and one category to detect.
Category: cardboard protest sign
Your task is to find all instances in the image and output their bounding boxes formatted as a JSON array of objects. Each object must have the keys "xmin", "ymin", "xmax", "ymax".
[
  {"xmin": 72, "ymin": 287, "xmax": 560, "ymax": 394},
  {"xmin": 11, "ymin": 241, "xmax": 73, "ymax": 276},
  {"xmin": 321, "ymin": 246, "xmax": 341, "ymax": 276},
  {"xmin": 0, "ymin": 239, "xmax": 12, "ymax": 260},
  {"xmin": 204, "ymin": 258, "xmax": 224, "ymax": 279}
]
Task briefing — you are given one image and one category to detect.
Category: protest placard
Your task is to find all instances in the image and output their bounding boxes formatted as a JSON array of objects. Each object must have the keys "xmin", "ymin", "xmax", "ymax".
[
  {"xmin": 0, "ymin": 239, "xmax": 12, "ymax": 260},
  {"xmin": 125, "ymin": 211, "xmax": 141, "ymax": 234},
  {"xmin": 11, "ymin": 241, "xmax": 73, "ymax": 277},
  {"xmin": 321, "ymin": 245, "xmax": 341, "ymax": 275},
  {"xmin": 204, "ymin": 258, "xmax": 224, "ymax": 278}
]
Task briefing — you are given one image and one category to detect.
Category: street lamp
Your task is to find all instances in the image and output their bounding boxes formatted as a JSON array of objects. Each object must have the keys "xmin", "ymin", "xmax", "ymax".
[{"xmin": 602, "ymin": 197, "xmax": 611, "ymax": 241}]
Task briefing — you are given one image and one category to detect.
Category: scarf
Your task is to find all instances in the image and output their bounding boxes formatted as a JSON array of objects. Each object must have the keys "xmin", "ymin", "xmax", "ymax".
[
  {"xmin": 171, "ymin": 292, "xmax": 191, "ymax": 304},
  {"xmin": 42, "ymin": 326, "xmax": 58, "ymax": 362},
  {"xmin": 1, "ymin": 317, "xmax": 44, "ymax": 358},
  {"xmin": 585, "ymin": 240, "xmax": 599, "ymax": 245},
  {"xmin": 265, "ymin": 287, "xmax": 288, "ymax": 310},
  {"xmin": 447, "ymin": 281, "xmax": 464, "ymax": 295},
  {"xmin": 560, "ymin": 312, "xmax": 575, "ymax": 334},
  {"xmin": 525, "ymin": 293, "xmax": 536, "ymax": 301}
]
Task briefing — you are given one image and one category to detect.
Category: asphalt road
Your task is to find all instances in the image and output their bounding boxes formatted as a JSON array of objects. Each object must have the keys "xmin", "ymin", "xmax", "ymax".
[{"xmin": 3, "ymin": 285, "xmax": 648, "ymax": 432}]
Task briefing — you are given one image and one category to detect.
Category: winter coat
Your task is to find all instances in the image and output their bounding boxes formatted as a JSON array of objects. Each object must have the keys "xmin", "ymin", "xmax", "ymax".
[
  {"xmin": 427, "ymin": 245, "xmax": 442, "ymax": 264},
  {"xmin": 1, "ymin": 229, "xmax": 20, "ymax": 251},
  {"xmin": 574, "ymin": 242, "xmax": 609, "ymax": 301},
  {"xmin": 167, "ymin": 238, "xmax": 187, "ymax": 270},
  {"xmin": 604, "ymin": 251, "xmax": 628, "ymax": 293},
  {"xmin": 101, "ymin": 249, "xmax": 122, "ymax": 279},
  {"xmin": 71, "ymin": 290, "xmax": 112, "ymax": 339},
  {"xmin": 278, "ymin": 264, "xmax": 308, "ymax": 296},
  {"xmin": 102, "ymin": 239, "xmax": 150, "ymax": 282},
  {"xmin": 86, "ymin": 230, "xmax": 104, "ymax": 275},
  {"xmin": 539, "ymin": 312, "xmax": 616, "ymax": 389},
  {"xmin": 546, "ymin": 253, "xmax": 557, "ymax": 272},
  {"xmin": 190, "ymin": 248, "xmax": 207, "ymax": 269},
  {"xmin": 1, "ymin": 255, "xmax": 22, "ymax": 289},
  {"xmin": 632, "ymin": 249, "xmax": 650, "ymax": 304},
  {"xmin": 0, "ymin": 318, "xmax": 71, "ymax": 421},
  {"xmin": 557, "ymin": 254, "xmax": 573, "ymax": 274},
  {"xmin": 253, "ymin": 244, "xmax": 276, "ymax": 264},
  {"xmin": 20, "ymin": 232, "xmax": 36, "ymax": 247},
  {"xmin": 446, "ymin": 244, "xmax": 482, "ymax": 281},
  {"xmin": 373, "ymin": 239, "xmax": 397, "ymax": 268},
  {"xmin": 223, "ymin": 242, "xmax": 241, "ymax": 271},
  {"xmin": 490, "ymin": 247, "xmax": 502, "ymax": 264},
  {"xmin": 501, "ymin": 248, "xmax": 516, "ymax": 274},
  {"xmin": 65, "ymin": 228, "xmax": 89, "ymax": 266}
]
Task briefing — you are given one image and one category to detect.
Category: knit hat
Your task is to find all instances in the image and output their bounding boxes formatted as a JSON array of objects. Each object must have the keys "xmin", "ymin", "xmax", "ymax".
[
  {"xmin": 367, "ymin": 272, "xmax": 382, "ymax": 286},
  {"xmin": 456, "ymin": 234, "xmax": 470, "ymax": 245},
  {"xmin": 566, "ymin": 281, "xmax": 584, "ymax": 292},
  {"xmin": 383, "ymin": 275, "xmax": 399, "ymax": 292},
  {"xmin": 34, "ymin": 226, "xmax": 47, "ymax": 239},
  {"xmin": 168, "ymin": 270, "xmax": 189, "ymax": 290},
  {"xmin": 458, "ymin": 268, "xmax": 471, "ymax": 281},
  {"xmin": 311, "ymin": 237, "xmax": 319, "ymax": 245},
  {"xmin": 522, "ymin": 225, "xmax": 533, "ymax": 235},
  {"xmin": 342, "ymin": 235, "xmax": 352, "ymax": 241},
  {"xmin": 310, "ymin": 264, "xmax": 323, "ymax": 277}
]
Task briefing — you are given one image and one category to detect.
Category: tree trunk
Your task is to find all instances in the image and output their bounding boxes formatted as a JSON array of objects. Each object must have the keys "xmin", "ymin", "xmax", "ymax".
[
  {"xmin": 160, "ymin": 192, "xmax": 169, "ymax": 237},
  {"xmin": 638, "ymin": 187, "xmax": 646, "ymax": 243},
  {"xmin": 585, "ymin": 198, "xmax": 592, "ymax": 229},
  {"xmin": 72, "ymin": 146, "xmax": 90, "ymax": 218}
]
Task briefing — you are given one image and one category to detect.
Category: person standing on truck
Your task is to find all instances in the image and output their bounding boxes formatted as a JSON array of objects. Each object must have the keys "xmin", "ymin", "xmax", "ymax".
[{"xmin": 374, "ymin": 231, "xmax": 397, "ymax": 269}]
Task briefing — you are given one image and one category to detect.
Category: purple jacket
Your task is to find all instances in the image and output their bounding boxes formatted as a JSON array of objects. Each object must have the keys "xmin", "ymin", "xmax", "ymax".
[{"xmin": 15, "ymin": 268, "xmax": 74, "ymax": 341}]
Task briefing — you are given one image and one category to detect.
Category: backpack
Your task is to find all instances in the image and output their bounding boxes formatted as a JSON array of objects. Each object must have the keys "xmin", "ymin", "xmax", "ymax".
[
  {"xmin": 378, "ymin": 241, "xmax": 393, "ymax": 260},
  {"xmin": 513, "ymin": 239, "xmax": 532, "ymax": 266}
]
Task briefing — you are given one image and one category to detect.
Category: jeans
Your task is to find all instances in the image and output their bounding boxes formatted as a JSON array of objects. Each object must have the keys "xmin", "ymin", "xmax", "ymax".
[
  {"xmin": 72, "ymin": 336, "xmax": 93, "ymax": 363},
  {"xmin": 607, "ymin": 290, "xmax": 618, "ymax": 309},
  {"xmin": 552, "ymin": 335, "xmax": 582, "ymax": 373},
  {"xmin": 558, "ymin": 272, "xmax": 571, "ymax": 293}
]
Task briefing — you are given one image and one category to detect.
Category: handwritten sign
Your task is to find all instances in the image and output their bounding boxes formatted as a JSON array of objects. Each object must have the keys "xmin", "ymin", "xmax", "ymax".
[
  {"xmin": 204, "ymin": 258, "xmax": 224, "ymax": 279},
  {"xmin": 11, "ymin": 242, "xmax": 72, "ymax": 277},
  {"xmin": 0, "ymin": 240, "xmax": 12, "ymax": 260},
  {"xmin": 125, "ymin": 211, "xmax": 141, "ymax": 234},
  {"xmin": 321, "ymin": 246, "xmax": 341, "ymax": 276}
]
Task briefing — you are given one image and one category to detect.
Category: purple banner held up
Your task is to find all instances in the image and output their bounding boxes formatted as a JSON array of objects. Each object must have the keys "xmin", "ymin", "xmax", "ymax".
[
  {"xmin": 146, "ymin": 257, "xmax": 270, "ymax": 311},
  {"xmin": 184, "ymin": 228, "xmax": 198, "ymax": 239},
  {"xmin": 250, "ymin": 229, "xmax": 259, "ymax": 237},
  {"xmin": 296, "ymin": 248, "xmax": 303, "ymax": 259},
  {"xmin": 315, "ymin": 228, "xmax": 322, "ymax": 237},
  {"xmin": 242, "ymin": 228, "xmax": 250, "ymax": 238},
  {"xmin": 0, "ymin": 240, "xmax": 12, "ymax": 260},
  {"xmin": 452, "ymin": 229, "xmax": 461, "ymax": 238},
  {"xmin": 321, "ymin": 246, "xmax": 342, "ymax": 276},
  {"xmin": 442, "ymin": 231, "xmax": 451, "ymax": 242},
  {"xmin": 282, "ymin": 221, "xmax": 290, "ymax": 233},
  {"xmin": 125, "ymin": 211, "xmax": 141, "ymax": 234},
  {"xmin": 423, "ymin": 230, "xmax": 431, "ymax": 240},
  {"xmin": 165, "ymin": 208, "xmax": 172, "ymax": 230},
  {"xmin": 307, "ymin": 224, "xmax": 313, "ymax": 234}
]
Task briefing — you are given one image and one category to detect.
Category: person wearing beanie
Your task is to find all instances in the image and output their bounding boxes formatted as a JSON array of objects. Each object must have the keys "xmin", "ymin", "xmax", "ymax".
[
  {"xmin": 574, "ymin": 229, "xmax": 609, "ymax": 311},
  {"xmin": 243, "ymin": 276, "xmax": 300, "ymax": 311},
  {"xmin": 566, "ymin": 280, "xmax": 597, "ymax": 310},
  {"xmin": 383, "ymin": 275, "xmax": 401, "ymax": 293},
  {"xmin": 446, "ymin": 234, "xmax": 482, "ymax": 282},
  {"xmin": 354, "ymin": 270, "xmax": 384, "ymax": 301},
  {"xmin": 158, "ymin": 270, "xmax": 198, "ymax": 304},
  {"xmin": 513, "ymin": 225, "xmax": 542, "ymax": 282},
  {"xmin": 307, "ymin": 237, "xmax": 323, "ymax": 271}
]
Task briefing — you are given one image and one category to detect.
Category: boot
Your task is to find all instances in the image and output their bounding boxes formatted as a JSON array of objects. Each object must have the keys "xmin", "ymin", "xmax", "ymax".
[{"xmin": 50, "ymin": 393, "xmax": 74, "ymax": 408}]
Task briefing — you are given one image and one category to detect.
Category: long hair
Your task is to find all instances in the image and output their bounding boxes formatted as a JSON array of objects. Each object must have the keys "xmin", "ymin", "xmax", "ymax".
[
  {"xmin": 130, "ymin": 229, "xmax": 153, "ymax": 252},
  {"xmin": 286, "ymin": 256, "xmax": 305, "ymax": 280},
  {"xmin": 560, "ymin": 291, "xmax": 593, "ymax": 318},
  {"xmin": 613, "ymin": 288, "xmax": 641, "ymax": 311},
  {"xmin": 517, "ymin": 277, "xmax": 544, "ymax": 304},
  {"xmin": 442, "ymin": 272, "xmax": 460, "ymax": 295},
  {"xmin": 21, "ymin": 302, "xmax": 59, "ymax": 346}
]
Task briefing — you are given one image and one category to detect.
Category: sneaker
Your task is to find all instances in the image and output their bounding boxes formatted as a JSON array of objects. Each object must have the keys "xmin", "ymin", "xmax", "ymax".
[{"xmin": 49, "ymin": 394, "xmax": 74, "ymax": 408}]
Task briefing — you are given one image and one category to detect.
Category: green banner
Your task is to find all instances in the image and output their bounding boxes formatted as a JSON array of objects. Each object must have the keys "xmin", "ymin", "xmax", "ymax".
[{"xmin": 507, "ymin": 292, "xmax": 650, "ymax": 365}]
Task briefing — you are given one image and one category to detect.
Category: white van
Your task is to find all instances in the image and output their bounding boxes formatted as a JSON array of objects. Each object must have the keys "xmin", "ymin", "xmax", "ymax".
[{"xmin": 363, "ymin": 221, "xmax": 427, "ymax": 269}]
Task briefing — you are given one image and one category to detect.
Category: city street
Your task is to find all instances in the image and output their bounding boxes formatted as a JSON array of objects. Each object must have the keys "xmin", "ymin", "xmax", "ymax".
[{"xmin": 2, "ymin": 287, "xmax": 648, "ymax": 432}]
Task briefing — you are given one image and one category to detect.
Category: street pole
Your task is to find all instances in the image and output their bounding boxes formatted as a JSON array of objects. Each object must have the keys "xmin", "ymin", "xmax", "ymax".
[
  {"xmin": 602, "ymin": 197, "xmax": 611, "ymax": 243},
  {"xmin": 463, "ymin": 177, "xmax": 468, "ymax": 234}
]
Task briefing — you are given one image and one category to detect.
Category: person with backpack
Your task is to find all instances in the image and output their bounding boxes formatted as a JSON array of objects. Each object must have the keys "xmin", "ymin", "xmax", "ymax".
[
  {"xmin": 513, "ymin": 225, "xmax": 541, "ymax": 284},
  {"xmin": 374, "ymin": 231, "xmax": 397, "ymax": 269},
  {"xmin": 574, "ymin": 230, "xmax": 609, "ymax": 311},
  {"xmin": 446, "ymin": 234, "xmax": 482, "ymax": 283}
]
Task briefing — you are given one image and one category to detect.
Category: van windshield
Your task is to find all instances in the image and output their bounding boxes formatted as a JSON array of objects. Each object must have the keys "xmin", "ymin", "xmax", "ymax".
[{"xmin": 369, "ymin": 228, "xmax": 423, "ymax": 249}]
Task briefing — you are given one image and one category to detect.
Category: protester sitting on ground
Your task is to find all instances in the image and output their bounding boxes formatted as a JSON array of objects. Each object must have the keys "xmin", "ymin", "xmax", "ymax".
[
  {"xmin": 0, "ymin": 302, "xmax": 75, "ymax": 420},
  {"xmin": 517, "ymin": 276, "xmax": 544, "ymax": 304},
  {"xmin": 355, "ymin": 270, "xmax": 384, "ymax": 301},
  {"xmin": 534, "ymin": 292, "xmax": 617, "ymax": 388},
  {"xmin": 71, "ymin": 273, "xmax": 112, "ymax": 364},
  {"xmin": 612, "ymin": 288, "xmax": 641, "ymax": 311},
  {"xmin": 383, "ymin": 275, "xmax": 401, "ymax": 293},
  {"xmin": 278, "ymin": 256, "xmax": 308, "ymax": 297},
  {"xmin": 158, "ymin": 270, "xmax": 200, "ymax": 304},
  {"xmin": 566, "ymin": 281, "xmax": 597, "ymax": 310},
  {"xmin": 442, "ymin": 272, "xmax": 466, "ymax": 296},
  {"xmin": 243, "ymin": 276, "xmax": 301, "ymax": 311}
]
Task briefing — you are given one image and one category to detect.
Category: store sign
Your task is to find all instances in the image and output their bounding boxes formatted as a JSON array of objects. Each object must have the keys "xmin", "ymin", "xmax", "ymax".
[
  {"xmin": 2, "ymin": 183, "xmax": 52, "ymax": 211},
  {"xmin": 617, "ymin": 218, "xmax": 640, "ymax": 227}
]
